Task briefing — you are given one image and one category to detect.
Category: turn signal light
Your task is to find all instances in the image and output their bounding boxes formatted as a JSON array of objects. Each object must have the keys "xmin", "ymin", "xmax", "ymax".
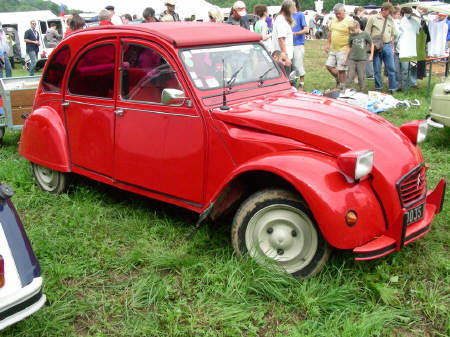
[
  {"xmin": 345, "ymin": 210, "xmax": 358, "ymax": 226},
  {"xmin": 337, "ymin": 150, "xmax": 374, "ymax": 183},
  {"xmin": 400, "ymin": 120, "xmax": 428, "ymax": 145},
  {"xmin": 0, "ymin": 255, "xmax": 4, "ymax": 288}
]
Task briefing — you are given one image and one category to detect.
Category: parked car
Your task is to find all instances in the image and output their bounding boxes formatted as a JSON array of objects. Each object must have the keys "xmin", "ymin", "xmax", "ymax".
[
  {"xmin": 429, "ymin": 75, "xmax": 450, "ymax": 127},
  {"xmin": 19, "ymin": 23, "xmax": 446, "ymax": 278},
  {"xmin": 0, "ymin": 183, "xmax": 46, "ymax": 330}
]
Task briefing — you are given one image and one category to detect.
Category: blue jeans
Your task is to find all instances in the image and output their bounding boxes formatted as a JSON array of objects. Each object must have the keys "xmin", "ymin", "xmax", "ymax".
[
  {"xmin": 28, "ymin": 50, "xmax": 37, "ymax": 76},
  {"xmin": 394, "ymin": 52, "xmax": 400, "ymax": 84},
  {"xmin": 0, "ymin": 55, "xmax": 12, "ymax": 78},
  {"xmin": 400, "ymin": 62, "xmax": 417, "ymax": 89},
  {"xmin": 373, "ymin": 43, "xmax": 398, "ymax": 90}
]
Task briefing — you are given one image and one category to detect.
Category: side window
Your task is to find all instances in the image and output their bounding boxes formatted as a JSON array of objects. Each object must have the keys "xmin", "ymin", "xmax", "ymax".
[
  {"xmin": 42, "ymin": 47, "xmax": 70, "ymax": 92},
  {"xmin": 121, "ymin": 44, "xmax": 182, "ymax": 104},
  {"xmin": 68, "ymin": 44, "xmax": 116, "ymax": 99}
]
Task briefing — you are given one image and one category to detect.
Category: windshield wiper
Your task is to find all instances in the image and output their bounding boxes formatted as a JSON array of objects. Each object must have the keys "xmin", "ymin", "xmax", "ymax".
[
  {"xmin": 227, "ymin": 66, "xmax": 243, "ymax": 90},
  {"xmin": 258, "ymin": 65, "xmax": 275, "ymax": 86}
]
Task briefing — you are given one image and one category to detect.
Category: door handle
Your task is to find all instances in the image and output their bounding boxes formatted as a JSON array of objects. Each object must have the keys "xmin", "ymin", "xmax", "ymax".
[
  {"xmin": 61, "ymin": 101, "xmax": 69, "ymax": 107},
  {"xmin": 114, "ymin": 109, "xmax": 124, "ymax": 117}
]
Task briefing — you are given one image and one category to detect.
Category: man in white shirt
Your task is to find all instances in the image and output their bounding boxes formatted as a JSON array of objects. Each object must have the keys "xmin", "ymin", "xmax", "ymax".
[{"xmin": 105, "ymin": 6, "xmax": 123, "ymax": 25}]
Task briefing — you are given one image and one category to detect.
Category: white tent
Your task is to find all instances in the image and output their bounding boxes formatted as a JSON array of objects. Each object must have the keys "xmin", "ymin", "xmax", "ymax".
[
  {"xmin": 70, "ymin": 0, "xmax": 215, "ymax": 22},
  {"xmin": 0, "ymin": 10, "xmax": 57, "ymax": 23}
]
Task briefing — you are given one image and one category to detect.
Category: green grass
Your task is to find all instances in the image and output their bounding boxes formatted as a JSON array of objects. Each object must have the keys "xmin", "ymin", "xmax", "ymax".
[
  {"xmin": 1, "ymin": 40, "xmax": 449, "ymax": 336},
  {"xmin": 5, "ymin": 63, "xmax": 40, "ymax": 77}
]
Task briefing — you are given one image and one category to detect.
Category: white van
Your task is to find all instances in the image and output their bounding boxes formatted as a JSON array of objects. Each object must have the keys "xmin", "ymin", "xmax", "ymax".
[{"xmin": 0, "ymin": 10, "xmax": 65, "ymax": 71}]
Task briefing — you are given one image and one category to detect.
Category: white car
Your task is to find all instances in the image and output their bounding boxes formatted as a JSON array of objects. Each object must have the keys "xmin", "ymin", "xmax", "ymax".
[
  {"xmin": 429, "ymin": 75, "xmax": 450, "ymax": 127},
  {"xmin": 0, "ymin": 183, "xmax": 46, "ymax": 330}
]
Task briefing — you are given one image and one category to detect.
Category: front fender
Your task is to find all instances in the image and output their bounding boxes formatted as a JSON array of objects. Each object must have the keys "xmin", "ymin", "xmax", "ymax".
[
  {"xmin": 19, "ymin": 107, "xmax": 70, "ymax": 172},
  {"xmin": 215, "ymin": 151, "xmax": 386, "ymax": 249}
]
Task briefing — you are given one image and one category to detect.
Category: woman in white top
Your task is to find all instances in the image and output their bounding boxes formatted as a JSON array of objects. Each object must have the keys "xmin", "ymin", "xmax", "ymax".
[{"xmin": 272, "ymin": 0, "xmax": 295, "ymax": 64}]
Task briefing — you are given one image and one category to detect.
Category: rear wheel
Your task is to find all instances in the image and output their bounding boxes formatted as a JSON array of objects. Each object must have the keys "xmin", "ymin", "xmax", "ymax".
[
  {"xmin": 231, "ymin": 189, "xmax": 331, "ymax": 278},
  {"xmin": 0, "ymin": 126, "xmax": 5, "ymax": 141},
  {"xmin": 31, "ymin": 163, "xmax": 68, "ymax": 194}
]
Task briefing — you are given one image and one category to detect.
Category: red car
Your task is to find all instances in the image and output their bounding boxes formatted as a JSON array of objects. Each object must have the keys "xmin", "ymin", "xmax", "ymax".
[{"xmin": 19, "ymin": 23, "xmax": 445, "ymax": 278}]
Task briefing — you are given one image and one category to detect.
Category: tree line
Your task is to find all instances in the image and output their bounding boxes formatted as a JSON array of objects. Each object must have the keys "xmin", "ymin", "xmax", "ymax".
[{"xmin": 0, "ymin": 0, "xmax": 70, "ymax": 16}]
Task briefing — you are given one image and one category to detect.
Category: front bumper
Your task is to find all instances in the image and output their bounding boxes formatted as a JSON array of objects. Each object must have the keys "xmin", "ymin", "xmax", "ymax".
[
  {"xmin": 0, "ymin": 276, "xmax": 46, "ymax": 330},
  {"xmin": 354, "ymin": 178, "xmax": 446, "ymax": 261}
]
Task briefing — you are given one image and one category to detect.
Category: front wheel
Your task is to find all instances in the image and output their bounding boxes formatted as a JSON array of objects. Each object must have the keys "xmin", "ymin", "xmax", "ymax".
[
  {"xmin": 31, "ymin": 163, "xmax": 68, "ymax": 194},
  {"xmin": 231, "ymin": 189, "xmax": 331, "ymax": 278}
]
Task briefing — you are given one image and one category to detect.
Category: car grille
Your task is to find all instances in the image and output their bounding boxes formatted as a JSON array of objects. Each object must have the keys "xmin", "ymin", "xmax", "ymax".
[{"xmin": 397, "ymin": 165, "xmax": 426, "ymax": 208}]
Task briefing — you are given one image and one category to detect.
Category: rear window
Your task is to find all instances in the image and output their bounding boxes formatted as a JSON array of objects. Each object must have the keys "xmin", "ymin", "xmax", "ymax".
[
  {"xmin": 42, "ymin": 47, "xmax": 70, "ymax": 93},
  {"xmin": 68, "ymin": 44, "xmax": 116, "ymax": 99}
]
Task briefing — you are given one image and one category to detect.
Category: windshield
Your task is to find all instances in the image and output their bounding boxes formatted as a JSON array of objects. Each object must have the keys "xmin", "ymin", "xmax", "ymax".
[{"xmin": 180, "ymin": 44, "xmax": 281, "ymax": 90}]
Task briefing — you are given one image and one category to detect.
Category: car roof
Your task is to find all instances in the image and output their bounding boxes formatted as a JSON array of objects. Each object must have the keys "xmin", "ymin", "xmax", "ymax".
[{"xmin": 73, "ymin": 22, "xmax": 261, "ymax": 48}]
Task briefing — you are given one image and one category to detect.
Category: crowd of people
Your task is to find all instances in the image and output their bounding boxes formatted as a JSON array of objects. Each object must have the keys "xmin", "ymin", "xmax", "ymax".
[{"xmin": 3, "ymin": 0, "xmax": 450, "ymax": 94}]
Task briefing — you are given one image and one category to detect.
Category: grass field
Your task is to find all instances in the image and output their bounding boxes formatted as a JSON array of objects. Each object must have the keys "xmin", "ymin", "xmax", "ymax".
[{"xmin": 0, "ymin": 40, "xmax": 449, "ymax": 336}]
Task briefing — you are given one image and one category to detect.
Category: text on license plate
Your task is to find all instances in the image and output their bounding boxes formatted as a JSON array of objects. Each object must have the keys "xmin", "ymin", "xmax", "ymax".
[{"xmin": 405, "ymin": 203, "xmax": 425, "ymax": 226}]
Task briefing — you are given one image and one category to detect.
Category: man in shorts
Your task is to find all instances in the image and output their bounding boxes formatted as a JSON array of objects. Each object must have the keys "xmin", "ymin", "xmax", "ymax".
[
  {"xmin": 292, "ymin": 0, "xmax": 308, "ymax": 89},
  {"xmin": 325, "ymin": 3, "xmax": 353, "ymax": 89}
]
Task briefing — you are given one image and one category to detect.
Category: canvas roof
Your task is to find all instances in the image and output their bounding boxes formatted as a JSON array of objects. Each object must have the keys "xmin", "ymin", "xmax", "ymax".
[{"xmin": 74, "ymin": 22, "xmax": 261, "ymax": 48}]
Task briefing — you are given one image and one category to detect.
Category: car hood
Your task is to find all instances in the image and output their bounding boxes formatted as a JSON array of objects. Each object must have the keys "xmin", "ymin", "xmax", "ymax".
[{"xmin": 212, "ymin": 90, "xmax": 423, "ymax": 180}]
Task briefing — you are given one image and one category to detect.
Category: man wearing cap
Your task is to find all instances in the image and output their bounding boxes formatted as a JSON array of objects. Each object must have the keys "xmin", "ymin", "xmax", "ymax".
[
  {"xmin": 365, "ymin": 2, "xmax": 398, "ymax": 93},
  {"xmin": 105, "ymin": 6, "xmax": 123, "ymax": 25},
  {"xmin": 24, "ymin": 20, "xmax": 40, "ymax": 76},
  {"xmin": 226, "ymin": 1, "xmax": 250, "ymax": 30},
  {"xmin": 160, "ymin": 1, "xmax": 180, "ymax": 22}
]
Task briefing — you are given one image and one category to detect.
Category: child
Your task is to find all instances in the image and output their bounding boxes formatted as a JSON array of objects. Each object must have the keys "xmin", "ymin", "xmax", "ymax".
[{"xmin": 343, "ymin": 21, "xmax": 373, "ymax": 92}]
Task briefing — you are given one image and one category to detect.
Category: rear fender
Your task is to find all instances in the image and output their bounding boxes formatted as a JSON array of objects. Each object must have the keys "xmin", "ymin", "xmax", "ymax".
[
  {"xmin": 211, "ymin": 151, "xmax": 386, "ymax": 249},
  {"xmin": 19, "ymin": 107, "xmax": 70, "ymax": 172}
]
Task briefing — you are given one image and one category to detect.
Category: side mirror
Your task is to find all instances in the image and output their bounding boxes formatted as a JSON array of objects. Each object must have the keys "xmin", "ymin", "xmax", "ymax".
[{"xmin": 161, "ymin": 88, "xmax": 187, "ymax": 105}]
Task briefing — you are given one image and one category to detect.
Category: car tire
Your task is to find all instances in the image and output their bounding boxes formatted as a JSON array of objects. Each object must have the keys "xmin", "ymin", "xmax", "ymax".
[
  {"xmin": 31, "ymin": 163, "xmax": 68, "ymax": 194},
  {"xmin": 0, "ymin": 126, "xmax": 5, "ymax": 141},
  {"xmin": 231, "ymin": 189, "xmax": 331, "ymax": 278}
]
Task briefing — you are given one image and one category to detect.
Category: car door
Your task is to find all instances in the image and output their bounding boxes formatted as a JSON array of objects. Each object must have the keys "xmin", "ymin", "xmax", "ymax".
[
  {"xmin": 63, "ymin": 41, "xmax": 118, "ymax": 177},
  {"xmin": 114, "ymin": 40, "xmax": 205, "ymax": 205}
]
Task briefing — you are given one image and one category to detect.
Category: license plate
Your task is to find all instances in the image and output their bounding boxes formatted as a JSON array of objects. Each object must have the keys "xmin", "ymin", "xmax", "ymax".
[{"xmin": 404, "ymin": 203, "xmax": 425, "ymax": 226}]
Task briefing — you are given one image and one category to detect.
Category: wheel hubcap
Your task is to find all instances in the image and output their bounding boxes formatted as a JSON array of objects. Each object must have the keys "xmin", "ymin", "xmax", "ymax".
[
  {"xmin": 35, "ymin": 165, "xmax": 59, "ymax": 191},
  {"xmin": 245, "ymin": 204, "xmax": 318, "ymax": 274}
]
